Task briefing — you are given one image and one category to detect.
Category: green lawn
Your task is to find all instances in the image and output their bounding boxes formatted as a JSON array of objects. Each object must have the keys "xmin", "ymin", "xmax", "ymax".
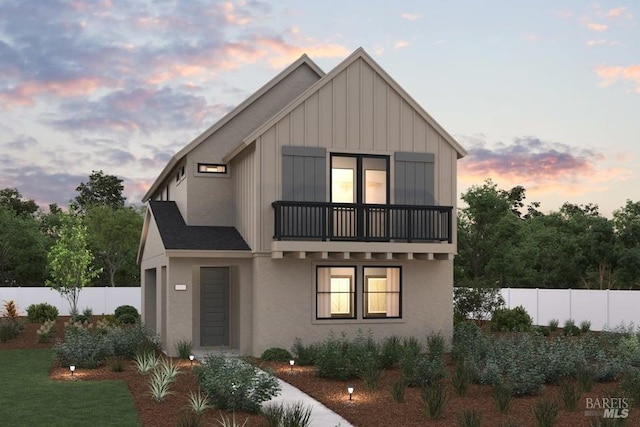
[{"xmin": 0, "ymin": 349, "xmax": 140, "ymax": 427}]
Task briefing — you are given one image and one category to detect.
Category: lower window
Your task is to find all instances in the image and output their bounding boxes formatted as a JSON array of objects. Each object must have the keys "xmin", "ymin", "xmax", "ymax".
[
  {"xmin": 364, "ymin": 267, "xmax": 401, "ymax": 318},
  {"xmin": 316, "ymin": 267, "xmax": 355, "ymax": 319}
]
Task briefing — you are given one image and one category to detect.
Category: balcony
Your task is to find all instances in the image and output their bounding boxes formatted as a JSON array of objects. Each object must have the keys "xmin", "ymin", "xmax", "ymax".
[{"xmin": 272, "ymin": 201, "xmax": 452, "ymax": 243}]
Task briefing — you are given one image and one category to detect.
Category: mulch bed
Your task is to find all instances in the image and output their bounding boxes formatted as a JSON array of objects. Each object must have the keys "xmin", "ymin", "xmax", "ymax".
[{"xmin": 2, "ymin": 317, "xmax": 639, "ymax": 426}]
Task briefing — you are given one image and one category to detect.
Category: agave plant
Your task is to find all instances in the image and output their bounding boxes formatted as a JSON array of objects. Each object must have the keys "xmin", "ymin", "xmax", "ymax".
[{"xmin": 135, "ymin": 351, "xmax": 159, "ymax": 375}]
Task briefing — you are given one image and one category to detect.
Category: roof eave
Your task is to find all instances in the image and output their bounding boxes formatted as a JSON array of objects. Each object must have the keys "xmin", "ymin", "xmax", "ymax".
[{"xmin": 142, "ymin": 54, "xmax": 326, "ymax": 202}]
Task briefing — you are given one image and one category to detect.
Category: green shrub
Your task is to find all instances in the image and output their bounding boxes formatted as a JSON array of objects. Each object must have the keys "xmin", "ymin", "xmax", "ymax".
[
  {"xmin": 176, "ymin": 340, "xmax": 193, "ymax": 360},
  {"xmin": 548, "ymin": 319, "xmax": 559, "ymax": 331},
  {"xmin": 421, "ymin": 382, "xmax": 448, "ymax": 420},
  {"xmin": 53, "ymin": 327, "xmax": 111, "ymax": 368},
  {"xmin": 195, "ymin": 354, "xmax": 280, "ymax": 413},
  {"xmin": 620, "ymin": 367, "xmax": 640, "ymax": 407},
  {"xmin": 36, "ymin": 319, "xmax": 56, "ymax": 343},
  {"xmin": 456, "ymin": 408, "xmax": 482, "ymax": 427},
  {"xmin": 291, "ymin": 338, "xmax": 318, "ymax": 366},
  {"xmin": 380, "ymin": 335, "xmax": 403, "ymax": 368},
  {"xmin": 580, "ymin": 320, "xmax": 592, "ymax": 333},
  {"xmin": 114, "ymin": 305, "xmax": 139, "ymax": 324},
  {"xmin": 492, "ymin": 383, "xmax": 512, "ymax": 413},
  {"xmin": 74, "ymin": 314, "xmax": 89, "ymax": 324},
  {"xmin": 389, "ymin": 379, "xmax": 406, "ymax": 402},
  {"xmin": 452, "ymin": 322, "xmax": 486, "ymax": 362},
  {"xmin": 107, "ymin": 355, "xmax": 125, "ymax": 372},
  {"xmin": 453, "ymin": 286, "xmax": 505, "ymax": 322},
  {"xmin": 576, "ymin": 364, "xmax": 595, "ymax": 392},
  {"xmin": 533, "ymin": 399, "xmax": 558, "ymax": 427},
  {"xmin": 426, "ymin": 332, "xmax": 445, "ymax": 359},
  {"xmin": 450, "ymin": 362, "xmax": 471, "ymax": 396},
  {"xmin": 26, "ymin": 303, "xmax": 59, "ymax": 323},
  {"xmin": 563, "ymin": 319, "xmax": 580, "ymax": 336},
  {"xmin": 542, "ymin": 337, "xmax": 583, "ymax": 383},
  {"xmin": 0, "ymin": 319, "xmax": 25, "ymax": 342},
  {"xmin": 535, "ymin": 326, "xmax": 550, "ymax": 337},
  {"xmin": 261, "ymin": 347, "xmax": 293, "ymax": 362},
  {"xmin": 107, "ymin": 322, "xmax": 160, "ymax": 359},
  {"xmin": 401, "ymin": 351, "xmax": 446, "ymax": 388},
  {"xmin": 489, "ymin": 306, "xmax": 532, "ymax": 332},
  {"xmin": 263, "ymin": 401, "xmax": 312, "ymax": 427},
  {"xmin": 559, "ymin": 379, "xmax": 581, "ymax": 411}
]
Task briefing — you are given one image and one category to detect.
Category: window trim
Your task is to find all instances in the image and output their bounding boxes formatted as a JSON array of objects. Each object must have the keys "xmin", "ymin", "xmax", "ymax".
[
  {"xmin": 316, "ymin": 266, "xmax": 357, "ymax": 320},
  {"xmin": 363, "ymin": 266, "xmax": 402, "ymax": 319},
  {"xmin": 197, "ymin": 163, "xmax": 228, "ymax": 175}
]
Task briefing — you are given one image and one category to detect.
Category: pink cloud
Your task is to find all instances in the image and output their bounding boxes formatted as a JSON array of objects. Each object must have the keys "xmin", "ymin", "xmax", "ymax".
[
  {"xmin": 0, "ymin": 77, "xmax": 116, "ymax": 109},
  {"xmin": 400, "ymin": 13, "xmax": 421, "ymax": 21},
  {"xmin": 586, "ymin": 22, "xmax": 608, "ymax": 31},
  {"xmin": 595, "ymin": 65, "xmax": 640, "ymax": 93},
  {"xmin": 395, "ymin": 40, "xmax": 410, "ymax": 49},
  {"xmin": 605, "ymin": 7, "xmax": 629, "ymax": 18}
]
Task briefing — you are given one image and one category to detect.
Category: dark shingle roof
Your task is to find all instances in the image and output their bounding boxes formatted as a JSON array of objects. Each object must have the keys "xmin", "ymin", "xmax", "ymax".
[{"xmin": 149, "ymin": 201, "xmax": 250, "ymax": 251}]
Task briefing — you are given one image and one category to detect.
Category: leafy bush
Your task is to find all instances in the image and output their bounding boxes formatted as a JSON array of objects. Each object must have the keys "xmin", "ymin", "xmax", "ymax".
[
  {"xmin": 453, "ymin": 286, "xmax": 505, "ymax": 323},
  {"xmin": 548, "ymin": 319, "xmax": 559, "ymax": 331},
  {"xmin": 620, "ymin": 367, "xmax": 640, "ymax": 407},
  {"xmin": 36, "ymin": 319, "xmax": 56, "ymax": 343},
  {"xmin": 26, "ymin": 303, "xmax": 59, "ymax": 323},
  {"xmin": 53, "ymin": 327, "xmax": 111, "ymax": 368},
  {"xmin": 114, "ymin": 305, "xmax": 139, "ymax": 324},
  {"xmin": 580, "ymin": 320, "xmax": 592, "ymax": 333},
  {"xmin": 563, "ymin": 319, "xmax": 580, "ymax": 336},
  {"xmin": 195, "ymin": 354, "xmax": 280, "ymax": 413},
  {"xmin": 291, "ymin": 338, "xmax": 318, "ymax": 366},
  {"xmin": 261, "ymin": 347, "xmax": 293, "ymax": 362},
  {"xmin": 426, "ymin": 332, "xmax": 445, "ymax": 359},
  {"xmin": 452, "ymin": 322, "xmax": 486, "ymax": 362},
  {"xmin": 542, "ymin": 337, "xmax": 583, "ymax": 383},
  {"xmin": 0, "ymin": 318, "xmax": 24, "ymax": 342},
  {"xmin": 489, "ymin": 306, "xmax": 532, "ymax": 332},
  {"xmin": 401, "ymin": 351, "xmax": 446, "ymax": 388},
  {"xmin": 107, "ymin": 322, "xmax": 160, "ymax": 359},
  {"xmin": 380, "ymin": 335, "xmax": 403, "ymax": 368}
]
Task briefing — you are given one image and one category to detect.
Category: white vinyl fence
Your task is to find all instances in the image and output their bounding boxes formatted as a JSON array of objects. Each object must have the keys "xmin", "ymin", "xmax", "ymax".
[
  {"xmin": 500, "ymin": 288, "xmax": 640, "ymax": 331},
  {"xmin": 0, "ymin": 287, "xmax": 141, "ymax": 316}
]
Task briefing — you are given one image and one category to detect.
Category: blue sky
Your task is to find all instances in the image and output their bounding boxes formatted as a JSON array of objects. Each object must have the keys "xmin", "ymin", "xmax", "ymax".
[{"xmin": 0, "ymin": 0, "xmax": 638, "ymax": 216}]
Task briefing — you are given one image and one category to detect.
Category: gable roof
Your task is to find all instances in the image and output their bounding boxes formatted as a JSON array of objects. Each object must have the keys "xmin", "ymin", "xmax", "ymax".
[
  {"xmin": 142, "ymin": 54, "xmax": 325, "ymax": 202},
  {"xmin": 149, "ymin": 201, "xmax": 250, "ymax": 251},
  {"xmin": 223, "ymin": 47, "xmax": 467, "ymax": 162}
]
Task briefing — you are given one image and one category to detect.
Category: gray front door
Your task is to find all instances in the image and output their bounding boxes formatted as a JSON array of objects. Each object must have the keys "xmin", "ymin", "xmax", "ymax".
[{"xmin": 200, "ymin": 267, "xmax": 230, "ymax": 346}]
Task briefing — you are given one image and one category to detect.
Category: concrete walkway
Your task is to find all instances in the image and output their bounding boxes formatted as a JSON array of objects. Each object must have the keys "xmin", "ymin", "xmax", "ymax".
[
  {"xmin": 192, "ymin": 350, "xmax": 353, "ymax": 427},
  {"xmin": 262, "ymin": 377, "xmax": 354, "ymax": 427}
]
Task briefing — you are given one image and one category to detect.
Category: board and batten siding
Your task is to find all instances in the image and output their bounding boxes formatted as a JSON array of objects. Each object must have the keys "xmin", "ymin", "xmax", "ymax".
[
  {"xmin": 254, "ymin": 57, "xmax": 458, "ymax": 252},
  {"xmin": 233, "ymin": 145, "xmax": 257, "ymax": 250}
]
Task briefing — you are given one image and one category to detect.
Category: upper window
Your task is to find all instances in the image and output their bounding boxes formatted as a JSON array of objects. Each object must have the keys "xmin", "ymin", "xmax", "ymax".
[
  {"xmin": 197, "ymin": 163, "xmax": 227, "ymax": 174},
  {"xmin": 316, "ymin": 266, "xmax": 356, "ymax": 319},
  {"xmin": 331, "ymin": 154, "xmax": 388, "ymax": 205},
  {"xmin": 363, "ymin": 267, "xmax": 401, "ymax": 318}
]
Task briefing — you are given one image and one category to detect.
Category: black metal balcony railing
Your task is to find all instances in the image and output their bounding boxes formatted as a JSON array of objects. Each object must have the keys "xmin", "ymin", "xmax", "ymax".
[{"xmin": 272, "ymin": 201, "xmax": 452, "ymax": 243}]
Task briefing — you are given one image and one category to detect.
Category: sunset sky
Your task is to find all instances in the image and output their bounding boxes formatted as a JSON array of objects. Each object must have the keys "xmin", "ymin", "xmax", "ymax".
[{"xmin": 1, "ymin": 1, "xmax": 638, "ymax": 217}]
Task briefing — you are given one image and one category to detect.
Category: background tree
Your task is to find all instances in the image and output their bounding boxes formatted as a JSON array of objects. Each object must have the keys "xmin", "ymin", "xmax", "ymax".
[
  {"xmin": 46, "ymin": 213, "xmax": 101, "ymax": 316},
  {"xmin": 85, "ymin": 205, "xmax": 144, "ymax": 286},
  {"xmin": 613, "ymin": 200, "xmax": 640, "ymax": 288},
  {"xmin": 0, "ymin": 206, "xmax": 47, "ymax": 286},
  {"xmin": 74, "ymin": 170, "xmax": 126, "ymax": 213},
  {"xmin": 0, "ymin": 188, "xmax": 38, "ymax": 217}
]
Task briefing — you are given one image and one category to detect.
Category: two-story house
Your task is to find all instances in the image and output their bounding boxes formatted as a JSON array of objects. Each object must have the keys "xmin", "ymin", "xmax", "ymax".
[{"xmin": 138, "ymin": 47, "xmax": 466, "ymax": 357}]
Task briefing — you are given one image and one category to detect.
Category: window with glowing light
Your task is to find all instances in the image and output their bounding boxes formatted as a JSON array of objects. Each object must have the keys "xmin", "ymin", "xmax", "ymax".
[{"xmin": 316, "ymin": 266, "xmax": 355, "ymax": 319}]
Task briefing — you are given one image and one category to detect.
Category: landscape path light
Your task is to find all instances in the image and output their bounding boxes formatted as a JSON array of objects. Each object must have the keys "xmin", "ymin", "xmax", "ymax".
[
  {"xmin": 189, "ymin": 354, "xmax": 195, "ymax": 367},
  {"xmin": 289, "ymin": 359, "xmax": 295, "ymax": 372},
  {"xmin": 70, "ymin": 365, "xmax": 76, "ymax": 378},
  {"xmin": 347, "ymin": 386, "xmax": 354, "ymax": 401}
]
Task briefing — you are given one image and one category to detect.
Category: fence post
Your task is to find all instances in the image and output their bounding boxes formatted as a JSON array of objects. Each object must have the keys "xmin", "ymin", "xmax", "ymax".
[{"xmin": 568, "ymin": 289, "xmax": 572, "ymax": 322}]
